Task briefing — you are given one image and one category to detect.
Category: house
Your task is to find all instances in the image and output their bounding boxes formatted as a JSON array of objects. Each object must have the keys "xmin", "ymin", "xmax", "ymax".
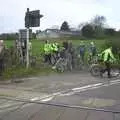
[
  {"xmin": 36, "ymin": 29, "xmax": 81, "ymax": 39},
  {"xmin": 36, "ymin": 29, "xmax": 60, "ymax": 39}
]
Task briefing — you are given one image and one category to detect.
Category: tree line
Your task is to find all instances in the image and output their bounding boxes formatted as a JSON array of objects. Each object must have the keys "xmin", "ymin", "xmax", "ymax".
[
  {"xmin": 1, "ymin": 15, "xmax": 120, "ymax": 40},
  {"xmin": 60, "ymin": 15, "xmax": 120, "ymax": 39}
]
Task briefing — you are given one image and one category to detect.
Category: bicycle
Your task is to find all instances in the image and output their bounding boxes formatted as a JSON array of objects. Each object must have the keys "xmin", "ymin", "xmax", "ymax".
[
  {"xmin": 90, "ymin": 61, "xmax": 120, "ymax": 78},
  {"xmin": 52, "ymin": 51, "xmax": 72, "ymax": 72},
  {"xmin": 87, "ymin": 53, "xmax": 98, "ymax": 66},
  {"xmin": 74, "ymin": 54, "xmax": 84, "ymax": 70},
  {"xmin": 50, "ymin": 52, "xmax": 59, "ymax": 65},
  {"xmin": 71, "ymin": 46, "xmax": 84, "ymax": 70}
]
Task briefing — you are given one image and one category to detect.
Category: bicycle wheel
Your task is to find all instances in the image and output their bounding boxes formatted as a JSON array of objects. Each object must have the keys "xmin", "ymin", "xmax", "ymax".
[
  {"xmin": 76, "ymin": 57, "xmax": 83, "ymax": 70},
  {"xmin": 51, "ymin": 55, "xmax": 56, "ymax": 65},
  {"xmin": 90, "ymin": 64, "xmax": 101, "ymax": 76},
  {"xmin": 111, "ymin": 67, "xmax": 120, "ymax": 78},
  {"xmin": 55, "ymin": 58, "xmax": 65, "ymax": 73},
  {"xmin": 87, "ymin": 55, "xmax": 92, "ymax": 66},
  {"xmin": 56, "ymin": 64, "xmax": 65, "ymax": 72}
]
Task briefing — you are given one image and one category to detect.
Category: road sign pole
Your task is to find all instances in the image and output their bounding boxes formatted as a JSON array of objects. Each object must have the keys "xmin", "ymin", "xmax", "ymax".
[
  {"xmin": 25, "ymin": 8, "xmax": 43, "ymax": 68},
  {"xmin": 26, "ymin": 28, "xmax": 29, "ymax": 68}
]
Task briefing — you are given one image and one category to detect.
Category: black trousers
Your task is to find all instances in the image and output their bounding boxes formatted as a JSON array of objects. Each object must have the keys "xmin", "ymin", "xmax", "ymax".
[
  {"xmin": 44, "ymin": 54, "xmax": 51, "ymax": 64},
  {"xmin": 80, "ymin": 53, "xmax": 85, "ymax": 63},
  {"xmin": 101, "ymin": 62, "xmax": 111, "ymax": 77}
]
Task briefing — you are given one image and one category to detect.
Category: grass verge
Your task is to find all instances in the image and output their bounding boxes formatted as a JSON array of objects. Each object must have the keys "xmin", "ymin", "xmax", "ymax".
[{"xmin": 1, "ymin": 66, "xmax": 56, "ymax": 81}]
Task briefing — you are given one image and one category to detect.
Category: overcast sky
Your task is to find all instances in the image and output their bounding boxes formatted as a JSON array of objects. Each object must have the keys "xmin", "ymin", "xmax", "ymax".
[{"xmin": 0, "ymin": 0, "xmax": 120, "ymax": 33}]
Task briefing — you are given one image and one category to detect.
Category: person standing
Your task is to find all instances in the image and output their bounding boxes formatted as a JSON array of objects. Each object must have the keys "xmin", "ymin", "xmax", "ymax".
[
  {"xmin": 89, "ymin": 42, "xmax": 97, "ymax": 57},
  {"xmin": 63, "ymin": 40, "xmax": 68, "ymax": 50},
  {"xmin": 78, "ymin": 41, "xmax": 86, "ymax": 63},
  {"xmin": 0, "ymin": 40, "xmax": 5, "ymax": 75},
  {"xmin": 44, "ymin": 40, "xmax": 51, "ymax": 64}
]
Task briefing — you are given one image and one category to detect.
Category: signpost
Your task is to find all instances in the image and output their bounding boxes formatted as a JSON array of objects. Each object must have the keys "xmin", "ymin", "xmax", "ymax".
[
  {"xmin": 19, "ymin": 29, "xmax": 32, "ymax": 39},
  {"xmin": 26, "ymin": 28, "xmax": 29, "ymax": 68},
  {"xmin": 24, "ymin": 8, "xmax": 43, "ymax": 68},
  {"xmin": 18, "ymin": 29, "xmax": 32, "ymax": 65}
]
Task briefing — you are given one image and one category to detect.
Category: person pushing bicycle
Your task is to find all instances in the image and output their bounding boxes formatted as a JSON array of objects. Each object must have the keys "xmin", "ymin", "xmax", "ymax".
[{"xmin": 99, "ymin": 47, "xmax": 116, "ymax": 78}]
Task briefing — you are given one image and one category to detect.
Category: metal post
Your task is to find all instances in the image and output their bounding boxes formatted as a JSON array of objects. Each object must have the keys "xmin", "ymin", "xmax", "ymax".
[{"xmin": 26, "ymin": 28, "xmax": 29, "ymax": 68}]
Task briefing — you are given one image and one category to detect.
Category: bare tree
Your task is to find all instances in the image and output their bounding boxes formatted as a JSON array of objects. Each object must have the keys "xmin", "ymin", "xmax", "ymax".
[{"xmin": 91, "ymin": 15, "xmax": 106, "ymax": 27}]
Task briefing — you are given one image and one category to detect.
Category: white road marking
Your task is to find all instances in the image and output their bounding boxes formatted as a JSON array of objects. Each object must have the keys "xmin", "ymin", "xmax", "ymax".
[
  {"xmin": 60, "ymin": 91, "xmax": 75, "ymax": 96},
  {"xmin": 72, "ymin": 83, "xmax": 102, "ymax": 91},
  {"xmin": 72, "ymin": 85, "xmax": 92, "ymax": 91},
  {"xmin": 60, "ymin": 79, "xmax": 120, "ymax": 97},
  {"xmin": 30, "ymin": 79, "xmax": 120, "ymax": 102},
  {"xmin": 111, "ymin": 79, "xmax": 120, "ymax": 84},
  {"xmin": 30, "ymin": 97, "xmax": 39, "ymax": 101},
  {"xmin": 41, "ymin": 96, "xmax": 54, "ymax": 102},
  {"xmin": 52, "ymin": 92, "xmax": 62, "ymax": 96}
]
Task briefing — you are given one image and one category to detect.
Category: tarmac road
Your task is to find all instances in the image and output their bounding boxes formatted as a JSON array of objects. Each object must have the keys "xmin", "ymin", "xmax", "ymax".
[{"xmin": 0, "ymin": 72, "xmax": 120, "ymax": 120}]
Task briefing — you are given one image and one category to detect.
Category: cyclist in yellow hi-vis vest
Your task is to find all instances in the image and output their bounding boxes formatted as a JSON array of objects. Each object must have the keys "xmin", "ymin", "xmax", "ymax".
[
  {"xmin": 44, "ymin": 40, "xmax": 51, "ymax": 64},
  {"xmin": 100, "ymin": 47, "xmax": 116, "ymax": 78}
]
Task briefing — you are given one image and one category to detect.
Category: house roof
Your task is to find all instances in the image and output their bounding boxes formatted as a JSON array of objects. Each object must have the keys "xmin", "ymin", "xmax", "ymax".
[
  {"xmin": 37, "ymin": 29, "xmax": 81, "ymax": 36},
  {"xmin": 45, "ymin": 29, "xmax": 60, "ymax": 33}
]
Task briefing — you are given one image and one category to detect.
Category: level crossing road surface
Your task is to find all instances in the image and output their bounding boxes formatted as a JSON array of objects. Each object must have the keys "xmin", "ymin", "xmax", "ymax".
[{"xmin": 0, "ymin": 72, "xmax": 120, "ymax": 119}]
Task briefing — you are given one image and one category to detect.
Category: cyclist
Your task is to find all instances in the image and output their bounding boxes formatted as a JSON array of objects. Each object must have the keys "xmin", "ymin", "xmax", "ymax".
[
  {"xmin": 117, "ymin": 48, "xmax": 120, "ymax": 61},
  {"xmin": 50, "ymin": 42, "xmax": 59, "ymax": 65},
  {"xmin": 78, "ymin": 41, "xmax": 86, "ymax": 63},
  {"xmin": 52, "ymin": 44, "xmax": 65, "ymax": 69},
  {"xmin": 62, "ymin": 40, "xmax": 68, "ymax": 50},
  {"xmin": 89, "ymin": 42, "xmax": 97, "ymax": 57},
  {"xmin": 0, "ymin": 40, "xmax": 5, "ymax": 75},
  {"xmin": 43, "ymin": 40, "xmax": 51, "ymax": 64},
  {"xmin": 99, "ymin": 47, "xmax": 116, "ymax": 78},
  {"xmin": 68, "ymin": 41, "xmax": 74, "ymax": 69},
  {"xmin": 87, "ymin": 42, "xmax": 97, "ymax": 65}
]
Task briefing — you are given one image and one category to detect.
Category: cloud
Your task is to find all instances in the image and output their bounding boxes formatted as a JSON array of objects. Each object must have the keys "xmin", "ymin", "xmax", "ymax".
[{"xmin": 0, "ymin": 0, "xmax": 120, "ymax": 33}]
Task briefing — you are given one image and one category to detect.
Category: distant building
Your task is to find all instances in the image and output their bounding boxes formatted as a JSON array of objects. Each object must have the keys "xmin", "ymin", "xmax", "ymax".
[
  {"xmin": 36, "ymin": 29, "xmax": 81, "ymax": 39},
  {"xmin": 36, "ymin": 29, "xmax": 60, "ymax": 39}
]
